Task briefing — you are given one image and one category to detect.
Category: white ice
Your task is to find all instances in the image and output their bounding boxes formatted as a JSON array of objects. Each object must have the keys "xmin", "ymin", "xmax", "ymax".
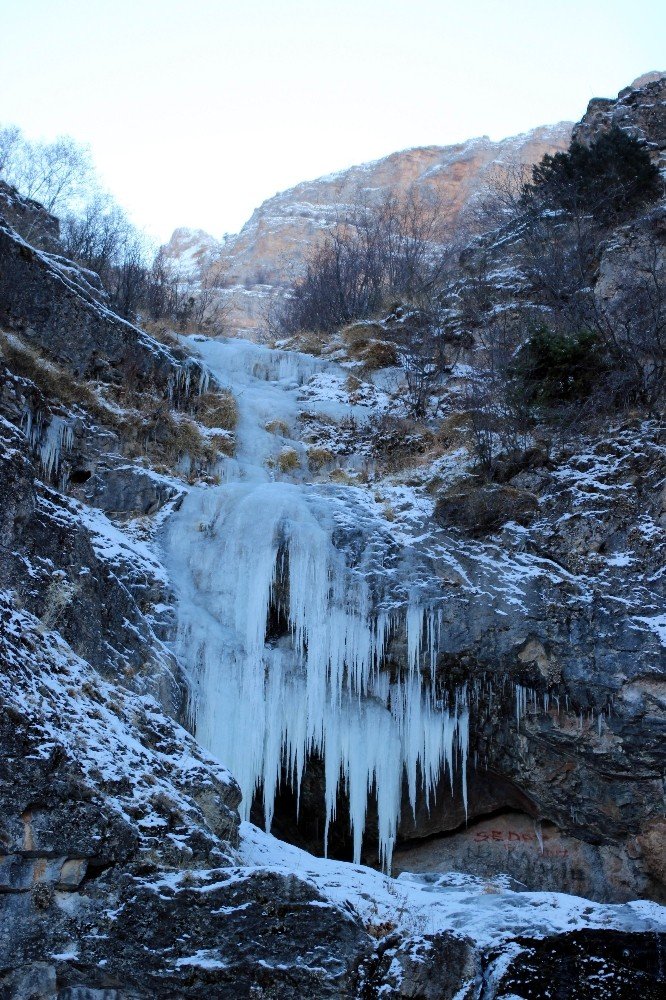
[{"xmin": 163, "ymin": 336, "xmax": 468, "ymax": 869}]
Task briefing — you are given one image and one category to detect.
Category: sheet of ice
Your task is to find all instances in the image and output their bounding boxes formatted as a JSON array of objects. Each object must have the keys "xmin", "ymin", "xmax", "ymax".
[{"xmin": 163, "ymin": 336, "xmax": 469, "ymax": 869}]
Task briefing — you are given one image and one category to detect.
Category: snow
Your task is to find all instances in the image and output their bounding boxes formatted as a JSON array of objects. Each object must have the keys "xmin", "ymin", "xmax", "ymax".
[
  {"xmin": 633, "ymin": 614, "xmax": 666, "ymax": 647},
  {"xmin": 239, "ymin": 822, "xmax": 666, "ymax": 948},
  {"xmin": 0, "ymin": 592, "xmax": 238, "ymax": 861},
  {"xmin": 175, "ymin": 951, "xmax": 229, "ymax": 970}
]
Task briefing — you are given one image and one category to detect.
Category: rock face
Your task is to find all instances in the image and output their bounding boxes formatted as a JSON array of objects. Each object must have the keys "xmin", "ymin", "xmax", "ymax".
[
  {"xmin": 573, "ymin": 73, "xmax": 666, "ymax": 166},
  {"xmin": 239, "ymin": 72, "xmax": 666, "ymax": 908},
  {"xmin": 164, "ymin": 123, "xmax": 572, "ymax": 337},
  {"xmin": 164, "ymin": 225, "xmax": 223, "ymax": 279},
  {"xmin": 1, "ymin": 75, "xmax": 665, "ymax": 996},
  {"xmin": 0, "ymin": 219, "xmax": 202, "ymax": 391},
  {"xmin": 0, "ymin": 192, "xmax": 379, "ymax": 998},
  {"xmin": 0, "ymin": 597, "xmax": 376, "ymax": 999},
  {"xmin": 0, "ymin": 180, "xmax": 62, "ymax": 252},
  {"xmin": 257, "ymin": 420, "xmax": 666, "ymax": 905}
]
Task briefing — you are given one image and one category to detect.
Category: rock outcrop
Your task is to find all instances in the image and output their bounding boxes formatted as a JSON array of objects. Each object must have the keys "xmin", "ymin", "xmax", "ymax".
[
  {"xmin": 573, "ymin": 72, "xmax": 666, "ymax": 166},
  {"xmin": 0, "ymin": 220, "xmax": 205, "ymax": 394},
  {"xmin": 0, "ymin": 180, "xmax": 62, "ymax": 253},
  {"xmin": 164, "ymin": 123, "xmax": 572, "ymax": 337}
]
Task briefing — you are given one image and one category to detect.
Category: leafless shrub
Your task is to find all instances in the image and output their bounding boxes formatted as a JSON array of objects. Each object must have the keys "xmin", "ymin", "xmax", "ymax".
[{"xmin": 279, "ymin": 188, "xmax": 448, "ymax": 336}]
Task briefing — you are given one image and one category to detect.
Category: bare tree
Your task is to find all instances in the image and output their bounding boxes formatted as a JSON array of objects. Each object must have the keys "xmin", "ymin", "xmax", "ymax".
[
  {"xmin": 61, "ymin": 194, "xmax": 134, "ymax": 274},
  {"xmin": 280, "ymin": 187, "xmax": 448, "ymax": 335},
  {"xmin": 0, "ymin": 125, "xmax": 22, "ymax": 175},
  {"xmin": 0, "ymin": 125, "xmax": 95, "ymax": 215}
]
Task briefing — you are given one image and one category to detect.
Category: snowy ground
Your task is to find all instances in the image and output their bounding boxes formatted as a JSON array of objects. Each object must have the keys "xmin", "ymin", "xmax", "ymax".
[{"xmin": 239, "ymin": 823, "xmax": 666, "ymax": 947}]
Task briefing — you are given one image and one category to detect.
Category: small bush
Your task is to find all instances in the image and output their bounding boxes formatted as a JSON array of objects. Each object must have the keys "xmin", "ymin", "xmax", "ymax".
[
  {"xmin": 510, "ymin": 326, "xmax": 603, "ymax": 407},
  {"xmin": 265, "ymin": 419, "xmax": 290, "ymax": 436},
  {"xmin": 307, "ymin": 446, "xmax": 334, "ymax": 471},
  {"xmin": 277, "ymin": 448, "xmax": 300, "ymax": 472}
]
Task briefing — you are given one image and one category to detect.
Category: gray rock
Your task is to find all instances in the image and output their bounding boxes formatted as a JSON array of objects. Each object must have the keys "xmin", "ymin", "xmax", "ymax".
[{"xmin": 0, "ymin": 180, "xmax": 61, "ymax": 253}]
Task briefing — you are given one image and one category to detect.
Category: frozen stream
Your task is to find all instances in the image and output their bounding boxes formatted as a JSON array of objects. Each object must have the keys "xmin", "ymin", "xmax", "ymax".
[{"xmin": 163, "ymin": 335, "xmax": 468, "ymax": 869}]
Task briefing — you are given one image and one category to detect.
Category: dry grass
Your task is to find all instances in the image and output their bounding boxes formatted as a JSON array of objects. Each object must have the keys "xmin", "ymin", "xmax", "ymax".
[
  {"xmin": 329, "ymin": 467, "xmax": 353, "ymax": 484},
  {"xmin": 209, "ymin": 432, "xmax": 235, "ymax": 459},
  {"xmin": 132, "ymin": 406, "xmax": 221, "ymax": 469},
  {"xmin": 266, "ymin": 418, "xmax": 290, "ymax": 436},
  {"xmin": 1, "ymin": 330, "xmax": 233, "ymax": 475},
  {"xmin": 434, "ymin": 477, "xmax": 539, "ymax": 536},
  {"xmin": 437, "ymin": 410, "xmax": 473, "ymax": 448},
  {"xmin": 341, "ymin": 322, "xmax": 399, "ymax": 370},
  {"xmin": 1, "ymin": 331, "xmax": 107, "ymax": 414},
  {"xmin": 345, "ymin": 374, "xmax": 363, "ymax": 394},
  {"xmin": 350, "ymin": 339, "xmax": 399, "ymax": 370},
  {"xmin": 277, "ymin": 447, "xmax": 300, "ymax": 473},
  {"xmin": 138, "ymin": 317, "xmax": 180, "ymax": 347},
  {"xmin": 367, "ymin": 410, "xmax": 473, "ymax": 478},
  {"xmin": 281, "ymin": 331, "xmax": 324, "ymax": 356},
  {"xmin": 340, "ymin": 321, "xmax": 384, "ymax": 345},
  {"xmin": 307, "ymin": 446, "xmax": 334, "ymax": 471},
  {"xmin": 193, "ymin": 389, "xmax": 237, "ymax": 431}
]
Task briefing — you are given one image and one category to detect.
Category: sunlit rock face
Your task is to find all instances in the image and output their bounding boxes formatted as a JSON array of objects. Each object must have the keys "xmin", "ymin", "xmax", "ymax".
[
  {"xmin": 164, "ymin": 123, "xmax": 572, "ymax": 337},
  {"xmin": 162, "ymin": 225, "xmax": 223, "ymax": 279}
]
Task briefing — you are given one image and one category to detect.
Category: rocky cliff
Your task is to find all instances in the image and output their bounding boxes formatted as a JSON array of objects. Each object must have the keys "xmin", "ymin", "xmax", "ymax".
[
  {"xmin": 164, "ymin": 123, "xmax": 572, "ymax": 337},
  {"xmin": 0, "ymin": 75, "xmax": 664, "ymax": 999}
]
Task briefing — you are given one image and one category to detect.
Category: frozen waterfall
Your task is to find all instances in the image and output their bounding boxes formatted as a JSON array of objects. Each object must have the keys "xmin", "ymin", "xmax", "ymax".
[{"xmin": 163, "ymin": 336, "xmax": 468, "ymax": 870}]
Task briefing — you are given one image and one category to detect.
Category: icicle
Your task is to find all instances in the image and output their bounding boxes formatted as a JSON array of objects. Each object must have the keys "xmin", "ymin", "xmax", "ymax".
[
  {"xmin": 198, "ymin": 365, "xmax": 211, "ymax": 395},
  {"xmin": 406, "ymin": 604, "xmax": 424, "ymax": 678},
  {"xmin": 515, "ymin": 683, "xmax": 527, "ymax": 727},
  {"xmin": 534, "ymin": 820, "xmax": 544, "ymax": 854},
  {"xmin": 38, "ymin": 416, "xmax": 73, "ymax": 482},
  {"xmin": 164, "ymin": 337, "xmax": 472, "ymax": 872}
]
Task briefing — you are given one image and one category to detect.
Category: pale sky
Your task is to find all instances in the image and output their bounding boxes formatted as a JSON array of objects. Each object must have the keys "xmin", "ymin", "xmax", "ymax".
[{"xmin": 1, "ymin": 0, "xmax": 663, "ymax": 243}]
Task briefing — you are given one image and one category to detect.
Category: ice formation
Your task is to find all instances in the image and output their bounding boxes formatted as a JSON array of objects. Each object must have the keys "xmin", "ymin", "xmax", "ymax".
[
  {"xmin": 164, "ymin": 337, "xmax": 468, "ymax": 869},
  {"xmin": 23, "ymin": 408, "xmax": 74, "ymax": 483}
]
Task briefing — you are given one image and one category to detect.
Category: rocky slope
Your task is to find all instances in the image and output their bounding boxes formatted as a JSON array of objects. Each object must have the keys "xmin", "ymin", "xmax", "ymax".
[
  {"xmin": 0, "ymin": 194, "xmax": 379, "ymax": 998},
  {"xmin": 0, "ymin": 76, "xmax": 665, "ymax": 999},
  {"xmin": 163, "ymin": 123, "xmax": 572, "ymax": 337}
]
